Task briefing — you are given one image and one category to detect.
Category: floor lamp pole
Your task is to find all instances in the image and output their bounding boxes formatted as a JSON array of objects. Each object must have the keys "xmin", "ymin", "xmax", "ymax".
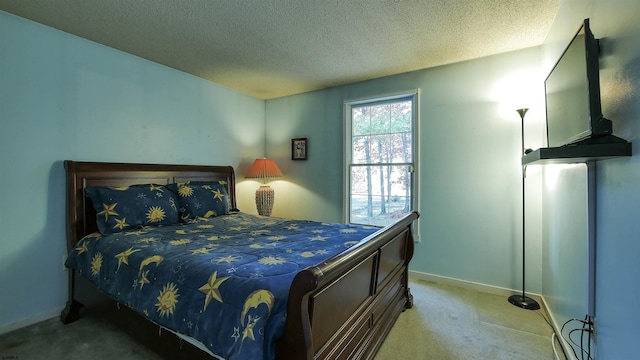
[{"xmin": 508, "ymin": 108, "xmax": 540, "ymax": 310}]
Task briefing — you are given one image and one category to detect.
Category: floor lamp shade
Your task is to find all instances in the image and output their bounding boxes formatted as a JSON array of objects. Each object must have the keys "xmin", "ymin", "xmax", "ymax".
[{"xmin": 245, "ymin": 158, "xmax": 283, "ymax": 216}]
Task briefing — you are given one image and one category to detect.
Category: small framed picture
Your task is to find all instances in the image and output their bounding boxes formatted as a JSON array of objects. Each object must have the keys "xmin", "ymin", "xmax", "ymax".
[{"xmin": 291, "ymin": 138, "xmax": 307, "ymax": 160}]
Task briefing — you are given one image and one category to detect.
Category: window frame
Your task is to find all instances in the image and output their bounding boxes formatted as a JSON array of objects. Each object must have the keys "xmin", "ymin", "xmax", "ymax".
[{"xmin": 343, "ymin": 89, "xmax": 419, "ymax": 235}]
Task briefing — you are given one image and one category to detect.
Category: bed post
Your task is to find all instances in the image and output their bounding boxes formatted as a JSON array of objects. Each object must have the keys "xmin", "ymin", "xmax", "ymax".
[
  {"xmin": 60, "ymin": 271, "xmax": 82, "ymax": 324},
  {"xmin": 61, "ymin": 160, "xmax": 82, "ymax": 324},
  {"xmin": 274, "ymin": 268, "xmax": 321, "ymax": 359},
  {"xmin": 404, "ymin": 225, "xmax": 416, "ymax": 310}
]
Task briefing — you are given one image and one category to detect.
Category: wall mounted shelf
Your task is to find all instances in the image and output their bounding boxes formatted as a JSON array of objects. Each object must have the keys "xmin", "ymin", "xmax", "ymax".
[
  {"xmin": 522, "ymin": 136, "xmax": 632, "ymax": 165},
  {"xmin": 523, "ymin": 135, "xmax": 632, "ymax": 318}
]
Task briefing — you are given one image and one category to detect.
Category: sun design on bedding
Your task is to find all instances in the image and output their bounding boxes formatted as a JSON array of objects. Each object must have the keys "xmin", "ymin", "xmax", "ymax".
[
  {"xmin": 90, "ymin": 252, "xmax": 103, "ymax": 277},
  {"xmin": 156, "ymin": 282, "xmax": 179, "ymax": 318},
  {"xmin": 146, "ymin": 206, "xmax": 166, "ymax": 223},
  {"xmin": 177, "ymin": 184, "xmax": 194, "ymax": 197}
]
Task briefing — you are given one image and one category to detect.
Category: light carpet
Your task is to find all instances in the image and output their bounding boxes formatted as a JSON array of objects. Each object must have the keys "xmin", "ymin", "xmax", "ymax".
[{"xmin": 0, "ymin": 278, "xmax": 566, "ymax": 359}]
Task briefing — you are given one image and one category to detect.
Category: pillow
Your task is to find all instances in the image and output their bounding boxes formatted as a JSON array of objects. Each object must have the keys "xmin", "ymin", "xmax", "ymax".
[
  {"xmin": 167, "ymin": 181, "xmax": 230, "ymax": 221},
  {"xmin": 86, "ymin": 184, "xmax": 180, "ymax": 235}
]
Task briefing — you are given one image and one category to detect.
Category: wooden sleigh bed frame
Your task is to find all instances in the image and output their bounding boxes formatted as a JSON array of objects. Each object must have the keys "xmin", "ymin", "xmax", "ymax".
[{"xmin": 60, "ymin": 160, "xmax": 419, "ymax": 360}]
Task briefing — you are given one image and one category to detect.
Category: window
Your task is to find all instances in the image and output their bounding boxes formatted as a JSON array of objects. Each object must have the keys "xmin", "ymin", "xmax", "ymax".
[{"xmin": 344, "ymin": 90, "xmax": 418, "ymax": 227}]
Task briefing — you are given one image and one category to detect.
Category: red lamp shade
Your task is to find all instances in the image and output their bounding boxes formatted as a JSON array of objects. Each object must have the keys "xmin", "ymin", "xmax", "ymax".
[
  {"xmin": 245, "ymin": 158, "xmax": 283, "ymax": 182},
  {"xmin": 245, "ymin": 158, "xmax": 283, "ymax": 216}
]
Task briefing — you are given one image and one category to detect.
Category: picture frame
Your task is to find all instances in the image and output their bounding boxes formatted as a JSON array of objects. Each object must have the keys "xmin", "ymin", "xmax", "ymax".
[{"xmin": 291, "ymin": 138, "xmax": 307, "ymax": 160}]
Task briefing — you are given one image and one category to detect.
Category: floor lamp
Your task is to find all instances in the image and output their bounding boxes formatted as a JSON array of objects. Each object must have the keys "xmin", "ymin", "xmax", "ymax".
[{"xmin": 508, "ymin": 108, "xmax": 540, "ymax": 310}]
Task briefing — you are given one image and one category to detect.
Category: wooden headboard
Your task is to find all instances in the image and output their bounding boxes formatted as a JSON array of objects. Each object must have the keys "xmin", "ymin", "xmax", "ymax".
[{"xmin": 64, "ymin": 160, "xmax": 236, "ymax": 251}]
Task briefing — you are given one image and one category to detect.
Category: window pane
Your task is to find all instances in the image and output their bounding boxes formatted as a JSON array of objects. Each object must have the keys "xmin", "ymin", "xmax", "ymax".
[
  {"xmin": 350, "ymin": 165, "xmax": 412, "ymax": 226},
  {"xmin": 352, "ymin": 107, "xmax": 370, "ymax": 136},
  {"xmin": 368, "ymin": 135, "xmax": 385, "ymax": 164},
  {"xmin": 352, "ymin": 135, "xmax": 370, "ymax": 163},
  {"xmin": 390, "ymin": 101, "xmax": 412, "ymax": 132},
  {"xmin": 389, "ymin": 132, "xmax": 412, "ymax": 163},
  {"xmin": 370, "ymin": 104, "xmax": 390, "ymax": 135}
]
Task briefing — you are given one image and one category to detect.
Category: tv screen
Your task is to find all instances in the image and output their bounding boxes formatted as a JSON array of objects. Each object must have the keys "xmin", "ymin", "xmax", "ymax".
[{"xmin": 544, "ymin": 19, "xmax": 611, "ymax": 147}]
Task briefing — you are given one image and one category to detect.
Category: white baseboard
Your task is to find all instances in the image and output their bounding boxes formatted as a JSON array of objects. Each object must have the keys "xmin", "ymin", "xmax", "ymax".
[
  {"xmin": 0, "ymin": 306, "xmax": 64, "ymax": 336},
  {"xmin": 408, "ymin": 269, "xmax": 542, "ymax": 301}
]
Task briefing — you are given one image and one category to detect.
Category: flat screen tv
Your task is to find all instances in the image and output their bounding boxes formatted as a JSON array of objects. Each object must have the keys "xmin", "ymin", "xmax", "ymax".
[{"xmin": 544, "ymin": 18, "xmax": 612, "ymax": 147}]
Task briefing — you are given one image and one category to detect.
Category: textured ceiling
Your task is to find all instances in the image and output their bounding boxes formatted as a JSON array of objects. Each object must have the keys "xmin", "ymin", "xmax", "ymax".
[{"xmin": 0, "ymin": 0, "xmax": 561, "ymax": 99}]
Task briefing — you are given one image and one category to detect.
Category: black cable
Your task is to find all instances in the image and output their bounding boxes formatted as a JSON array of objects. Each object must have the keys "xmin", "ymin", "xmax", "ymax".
[
  {"xmin": 567, "ymin": 328, "xmax": 594, "ymax": 360},
  {"xmin": 580, "ymin": 327, "xmax": 586, "ymax": 360},
  {"xmin": 538, "ymin": 311, "xmax": 596, "ymax": 360},
  {"xmin": 582, "ymin": 315, "xmax": 588, "ymax": 360},
  {"xmin": 581, "ymin": 316, "xmax": 585, "ymax": 360},
  {"xmin": 562, "ymin": 318, "xmax": 589, "ymax": 360},
  {"xmin": 562, "ymin": 317, "xmax": 594, "ymax": 360},
  {"xmin": 561, "ymin": 318, "xmax": 579, "ymax": 359},
  {"xmin": 585, "ymin": 315, "xmax": 593, "ymax": 360}
]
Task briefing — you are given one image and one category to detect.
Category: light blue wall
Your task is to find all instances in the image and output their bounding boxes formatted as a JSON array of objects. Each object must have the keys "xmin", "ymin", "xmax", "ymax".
[
  {"xmin": 540, "ymin": 1, "xmax": 640, "ymax": 358},
  {"xmin": 3, "ymin": 3, "xmax": 638, "ymax": 357},
  {"xmin": 0, "ymin": 12, "xmax": 265, "ymax": 330},
  {"xmin": 266, "ymin": 47, "xmax": 547, "ymax": 293}
]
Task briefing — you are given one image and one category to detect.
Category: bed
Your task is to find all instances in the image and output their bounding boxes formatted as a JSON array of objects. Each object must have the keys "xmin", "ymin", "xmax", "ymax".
[{"xmin": 60, "ymin": 160, "xmax": 419, "ymax": 360}]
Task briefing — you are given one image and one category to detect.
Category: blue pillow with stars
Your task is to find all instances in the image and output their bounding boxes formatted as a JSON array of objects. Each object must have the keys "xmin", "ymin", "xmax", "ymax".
[
  {"xmin": 167, "ymin": 181, "xmax": 230, "ymax": 221},
  {"xmin": 86, "ymin": 183, "xmax": 180, "ymax": 235}
]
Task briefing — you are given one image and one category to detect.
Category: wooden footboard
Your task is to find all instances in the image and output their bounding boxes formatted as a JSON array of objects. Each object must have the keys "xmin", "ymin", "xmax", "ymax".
[{"xmin": 276, "ymin": 211, "xmax": 419, "ymax": 360}]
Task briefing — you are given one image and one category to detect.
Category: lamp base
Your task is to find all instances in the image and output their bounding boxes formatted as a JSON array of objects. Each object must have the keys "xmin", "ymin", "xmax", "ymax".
[
  {"xmin": 255, "ymin": 185, "xmax": 275, "ymax": 217},
  {"xmin": 508, "ymin": 294, "xmax": 540, "ymax": 310}
]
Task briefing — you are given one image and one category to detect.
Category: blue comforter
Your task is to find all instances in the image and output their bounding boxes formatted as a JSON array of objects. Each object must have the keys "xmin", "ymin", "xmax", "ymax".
[{"xmin": 65, "ymin": 212, "xmax": 379, "ymax": 359}]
